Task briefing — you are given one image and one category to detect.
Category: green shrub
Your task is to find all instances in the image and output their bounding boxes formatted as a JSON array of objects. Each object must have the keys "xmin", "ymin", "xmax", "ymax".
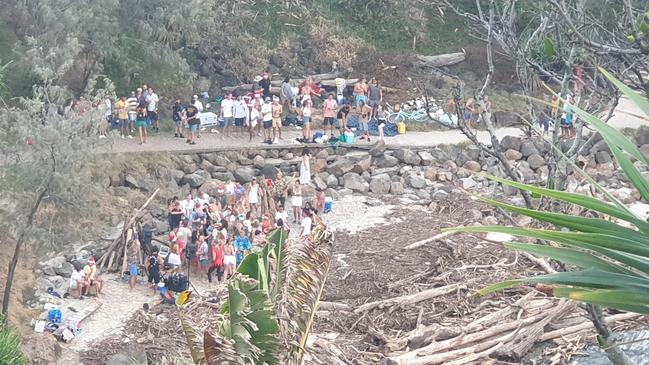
[{"xmin": 0, "ymin": 316, "xmax": 27, "ymax": 365}]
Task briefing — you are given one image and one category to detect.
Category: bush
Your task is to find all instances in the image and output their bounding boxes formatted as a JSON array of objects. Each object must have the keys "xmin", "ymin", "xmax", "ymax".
[{"xmin": 0, "ymin": 316, "xmax": 27, "ymax": 365}]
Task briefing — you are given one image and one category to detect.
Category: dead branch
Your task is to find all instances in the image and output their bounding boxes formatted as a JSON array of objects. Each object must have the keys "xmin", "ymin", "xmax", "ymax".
[{"xmin": 354, "ymin": 283, "xmax": 465, "ymax": 314}]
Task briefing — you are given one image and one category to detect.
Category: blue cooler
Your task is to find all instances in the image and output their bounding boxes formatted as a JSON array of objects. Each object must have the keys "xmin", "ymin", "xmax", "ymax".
[{"xmin": 324, "ymin": 197, "xmax": 333, "ymax": 213}]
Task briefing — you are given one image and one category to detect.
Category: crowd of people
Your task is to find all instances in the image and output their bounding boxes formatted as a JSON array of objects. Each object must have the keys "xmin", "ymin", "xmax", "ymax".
[{"xmin": 89, "ymin": 73, "xmax": 395, "ymax": 147}]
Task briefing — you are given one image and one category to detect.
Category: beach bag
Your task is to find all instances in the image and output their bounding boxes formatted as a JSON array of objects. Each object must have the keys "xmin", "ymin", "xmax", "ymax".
[{"xmin": 48, "ymin": 308, "xmax": 62, "ymax": 324}]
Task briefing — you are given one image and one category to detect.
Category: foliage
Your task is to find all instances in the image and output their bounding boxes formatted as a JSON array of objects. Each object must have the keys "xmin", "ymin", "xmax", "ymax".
[
  {"xmin": 0, "ymin": 315, "xmax": 27, "ymax": 365},
  {"xmin": 178, "ymin": 224, "xmax": 334, "ymax": 364},
  {"xmin": 445, "ymin": 70, "xmax": 649, "ymax": 315}
]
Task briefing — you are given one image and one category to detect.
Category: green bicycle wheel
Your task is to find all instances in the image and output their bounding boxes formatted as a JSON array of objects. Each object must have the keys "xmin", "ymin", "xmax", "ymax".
[{"xmin": 388, "ymin": 112, "xmax": 405, "ymax": 124}]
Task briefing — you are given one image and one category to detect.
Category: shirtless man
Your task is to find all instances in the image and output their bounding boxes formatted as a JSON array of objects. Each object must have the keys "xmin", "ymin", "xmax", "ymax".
[
  {"xmin": 464, "ymin": 97, "xmax": 475, "ymax": 130},
  {"xmin": 83, "ymin": 257, "xmax": 104, "ymax": 295},
  {"xmin": 223, "ymin": 238, "xmax": 236, "ymax": 279},
  {"xmin": 271, "ymin": 97, "xmax": 283, "ymax": 142}
]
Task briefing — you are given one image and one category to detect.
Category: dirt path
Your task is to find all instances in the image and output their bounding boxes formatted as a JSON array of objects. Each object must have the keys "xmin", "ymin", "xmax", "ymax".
[
  {"xmin": 68, "ymin": 274, "xmax": 158, "ymax": 352},
  {"xmin": 102, "ymin": 96, "xmax": 646, "ymax": 154}
]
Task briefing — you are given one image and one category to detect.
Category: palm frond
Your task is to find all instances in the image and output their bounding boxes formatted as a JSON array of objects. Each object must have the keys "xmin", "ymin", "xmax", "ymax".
[
  {"xmin": 203, "ymin": 331, "xmax": 244, "ymax": 365},
  {"xmin": 277, "ymin": 223, "xmax": 335, "ymax": 365},
  {"xmin": 178, "ymin": 310, "xmax": 206, "ymax": 364},
  {"xmin": 450, "ymin": 70, "xmax": 649, "ymax": 315}
]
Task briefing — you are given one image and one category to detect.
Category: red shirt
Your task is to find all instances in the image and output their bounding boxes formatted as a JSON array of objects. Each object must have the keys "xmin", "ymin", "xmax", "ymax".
[{"xmin": 211, "ymin": 243, "xmax": 224, "ymax": 267}]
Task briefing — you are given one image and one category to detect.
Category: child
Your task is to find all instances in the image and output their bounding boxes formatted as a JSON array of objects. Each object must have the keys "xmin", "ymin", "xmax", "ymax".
[
  {"xmin": 300, "ymin": 100, "xmax": 312, "ymax": 142},
  {"xmin": 300, "ymin": 209, "xmax": 313, "ymax": 238}
]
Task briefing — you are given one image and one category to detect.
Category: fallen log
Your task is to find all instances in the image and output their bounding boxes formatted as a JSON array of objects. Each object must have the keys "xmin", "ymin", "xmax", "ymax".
[
  {"xmin": 318, "ymin": 301, "xmax": 352, "ymax": 312},
  {"xmin": 404, "ymin": 230, "xmax": 459, "ymax": 250},
  {"xmin": 414, "ymin": 52, "xmax": 466, "ymax": 68},
  {"xmin": 539, "ymin": 312, "xmax": 641, "ymax": 342},
  {"xmin": 354, "ymin": 283, "xmax": 464, "ymax": 314}
]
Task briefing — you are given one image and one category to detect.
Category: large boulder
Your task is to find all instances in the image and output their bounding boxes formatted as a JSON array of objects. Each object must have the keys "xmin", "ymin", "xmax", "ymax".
[
  {"xmin": 527, "ymin": 154, "xmax": 546, "ymax": 170},
  {"xmin": 233, "ymin": 166, "xmax": 256, "ymax": 183},
  {"xmin": 393, "ymin": 149, "xmax": 421, "ymax": 165},
  {"xmin": 211, "ymin": 154, "xmax": 232, "ymax": 167},
  {"xmin": 343, "ymin": 173, "xmax": 369, "ymax": 193},
  {"xmin": 595, "ymin": 151, "xmax": 612, "ymax": 164},
  {"xmin": 636, "ymin": 127, "xmax": 649, "ymax": 146},
  {"xmin": 390, "ymin": 181, "xmax": 405, "ymax": 195},
  {"xmin": 181, "ymin": 172, "xmax": 207, "ymax": 188},
  {"xmin": 374, "ymin": 155, "xmax": 400, "ymax": 168},
  {"xmin": 352, "ymin": 157, "xmax": 372, "ymax": 174},
  {"xmin": 494, "ymin": 111, "xmax": 520, "ymax": 127},
  {"xmin": 500, "ymin": 136, "xmax": 523, "ymax": 151},
  {"xmin": 253, "ymin": 155, "xmax": 265, "ymax": 169},
  {"xmin": 369, "ymin": 174, "xmax": 392, "ymax": 194},
  {"xmin": 311, "ymin": 158, "xmax": 328, "ymax": 174},
  {"xmin": 315, "ymin": 149, "xmax": 329, "ymax": 159},
  {"xmin": 369, "ymin": 140, "xmax": 387, "ymax": 157},
  {"xmin": 520, "ymin": 141, "xmax": 539, "ymax": 157},
  {"xmin": 462, "ymin": 161, "xmax": 481, "ymax": 172},
  {"xmin": 325, "ymin": 174, "xmax": 339, "ymax": 188},
  {"xmin": 313, "ymin": 176, "xmax": 328, "ymax": 191},
  {"xmin": 407, "ymin": 174, "xmax": 427, "ymax": 189},
  {"xmin": 504, "ymin": 149, "xmax": 523, "ymax": 161},
  {"xmin": 124, "ymin": 174, "xmax": 151, "ymax": 191},
  {"xmin": 201, "ymin": 179, "xmax": 223, "ymax": 197},
  {"xmin": 169, "ymin": 169, "xmax": 185, "ymax": 184},
  {"xmin": 328, "ymin": 159, "xmax": 356, "ymax": 176},
  {"xmin": 39, "ymin": 256, "xmax": 67, "ymax": 277},
  {"xmin": 417, "ymin": 151, "xmax": 435, "ymax": 166}
]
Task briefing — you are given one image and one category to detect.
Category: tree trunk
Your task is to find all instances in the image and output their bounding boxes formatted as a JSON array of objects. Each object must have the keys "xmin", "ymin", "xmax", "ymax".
[{"xmin": 2, "ymin": 188, "xmax": 48, "ymax": 317}]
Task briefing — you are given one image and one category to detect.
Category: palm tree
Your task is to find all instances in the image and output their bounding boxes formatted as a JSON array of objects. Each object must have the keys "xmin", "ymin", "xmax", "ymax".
[{"xmin": 178, "ymin": 223, "xmax": 334, "ymax": 364}]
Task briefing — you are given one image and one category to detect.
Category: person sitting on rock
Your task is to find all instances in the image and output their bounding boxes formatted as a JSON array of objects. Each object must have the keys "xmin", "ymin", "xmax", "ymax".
[
  {"xmin": 83, "ymin": 257, "xmax": 104, "ymax": 296},
  {"xmin": 69, "ymin": 262, "xmax": 88, "ymax": 299}
]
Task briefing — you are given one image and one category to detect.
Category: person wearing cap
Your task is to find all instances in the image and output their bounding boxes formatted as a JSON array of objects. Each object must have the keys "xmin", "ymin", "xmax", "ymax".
[
  {"xmin": 261, "ymin": 96, "xmax": 273, "ymax": 144},
  {"xmin": 192, "ymin": 94, "xmax": 204, "ymax": 112},
  {"xmin": 83, "ymin": 257, "xmax": 104, "ymax": 295},
  {"xmin": 271, "ymin": 96, "xmax": 283, "ymax": 143},
  {"xmin": 233, "ymin": 95, "xmax": 249, "ymax": 137},
  {"xmin": 259, "ymin": 72, "xmax": 271, "ymax": 99}
]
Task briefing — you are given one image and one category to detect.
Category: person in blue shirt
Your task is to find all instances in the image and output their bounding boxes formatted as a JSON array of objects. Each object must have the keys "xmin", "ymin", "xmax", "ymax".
[{"xmin": 234, "ymin": 228, "xmax": 252, "ymax": 266}]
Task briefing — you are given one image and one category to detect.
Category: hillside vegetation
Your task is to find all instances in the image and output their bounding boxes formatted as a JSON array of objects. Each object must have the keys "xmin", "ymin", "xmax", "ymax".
[{"xmin": 0, "ymin": 0, "xmax": 475, "ymax": 101}]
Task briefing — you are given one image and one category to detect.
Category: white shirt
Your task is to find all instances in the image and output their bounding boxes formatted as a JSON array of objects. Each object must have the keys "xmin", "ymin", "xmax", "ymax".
[
  {"xmin": 69, "ymin": 270, "xmax": 85, "ymax": 288},
  {"xmin": 147, "ymin": 93, "xmax": 159, "ymax": 112},
  {"xmin": 302, "ymin": 106, "xmax": 311, "ymax": 117},
  {"xmin": 181, "ymin": 199, "xmax": 195, "ymax": 216},
  {"xmin": 225, "ymin": 182, "xmax": 236, "ymax": 195},
  {"xmin": 194, "ymin": 100, "xmax": 204, "ymax": 112},
  {"xmin": 104, "ymin": 99, "xmax": 112, "ymax": 117},
  {"xmin": 197, "ymin": 194, "xmax": 210, "ymax": 206},
  {"xmin": 168, "ymin": 253, "xmax": 182, "ymax": 266},
  {"xmin": 233, "ymin": 100, "xmax": 248, "ymax": 118},
  {"xmin": 261, "ymin": 102, "xmax": 272, "ymax": 121},
  {"xmin": 250, "ymin": 108, "xmax": 260, "ymax": 120},
  {"xmin": 275, "ymin": 211, "xmax": 288, "ymax": 223},
  {"xmin": 221, "ymin": 98, "xmax": 235, "ymax": 118},
  {"xmin": 301, "ymin": 217, "xmax": 312, "ymax": 236}
]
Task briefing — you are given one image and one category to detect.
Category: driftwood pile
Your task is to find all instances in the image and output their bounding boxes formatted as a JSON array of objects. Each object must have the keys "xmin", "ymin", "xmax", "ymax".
[{"xmin": 96, "ymin": 188, "xmax": 160, "ymax": 273}]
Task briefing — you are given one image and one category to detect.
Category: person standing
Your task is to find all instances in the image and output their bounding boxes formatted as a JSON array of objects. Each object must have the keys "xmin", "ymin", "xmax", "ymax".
[
  {"xmin": 354, "ymin": 78, "xmax": 368, "ymax": 107},
  {"xmin": 116, "ymin": 96, "xmax": 131, "ymax": 139},
  {"xmin": 247, "ymin": 178, "xmax": 260, "ymax": 216},
  {"xmin": 336, "ymin": 104, "xmax": 351, "ymax": 136},
  {"xmin": 271, "ymin": 97, "xmax": 283, "ymax": 143},
  {"xmin": 335, "ymin": 77, "xmax": 346, "ymax": 104},
  {"xmin": 357, "ymin": 100, "xmax": 372, "ymax": 142},
  {"xmin": 280, "ymin": 77, "xmax": 294, "ymax": 112},
  {"xmin": 322, "ymin": 93, "xmax": 338, "ymax": 139},
  {"xmin": 192, "ymin": 94, "xmax": 204, "ymax": 112},
  {"xmin": 234, "ymin": 229, "xmax": 251, "ymax": 266},
  {"xmin": 127, "ymin": 91, "xmax": 139, "ymax": 134},
  {"xmin": 299, "ymin": 149, "xmax": 311, "ymax": 185},
  {"xmin": 259, "ymin": 72, "xmax": 271, "ymax": 99},
  {"xmin": 135, "ymin": 104, "xmax": 148, "ymax": 145},
  {"xmin": 261, "ymin": 97, "xmax": 273, "ymax": 144},
  {"xmin": 146, "ymin": 87, "xmax": 160, "ymax": 132},
  {"xmin": 100, "ymin": 96, "xmax": 111, "ymax": 138},
  {"xmin": 233, "ymin": 95, "xmax": 248, "ymax": 137},
  {"xmin": 464, "ymin": 97, "xmax": 475, "ymax": 130},
  {"xmin": 249, "ymin": 100, "xmax": 260, "ymax": 142},
  {"xmin": 127, "ymin": 239, "xmax": 140, "ymax": 290},
  {"xmin": 291, "ymin": 180, "xmax": 303, "ymax": 223},
  {"xmin": 145, "ymin": 246, "xmax": 161, "ymax": 294},
  {"xmin": 221, "ymin": 93, "xmax": 235, "ymax": 138},
  {"xmin": 300, "ymin": 100, "xmax": 312, "ymax": 142},
  {"xmin": 185, "ymin": 102, "xmax": 200, "ymax": 145},
  {"xmin": 368, "ymin": 78, "xmax": 382, "ymax": 119},
  {"xmin": 172, "ymin": 99, "xmax": 185, "ymax": 138},
  {"xmin": 300, "ymin": 209, "xmax": 312, "ymax": 238},
  {"xmin": 207, "ymin": 236, "xmax": 224, "ymax": 286}
]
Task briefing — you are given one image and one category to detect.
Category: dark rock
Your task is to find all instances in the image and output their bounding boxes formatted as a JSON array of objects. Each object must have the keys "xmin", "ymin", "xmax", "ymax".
[
  {"xmin": 504, "ymin": 149, "xmax": 523, "ymax": 161},
  {"xmin": 181, "ymin": 172, "xmax": 207, "ymax": 188},
  {"xmin": 260, "ymin": 165, "xmax": 279, "ymax": 179},
  {"xmin": 369, "ymin": 140, "xmax": 387, "ymax": 157},
  {"xmin": 493, "ymin": 111, "xmax": 520, "ymax": 127},
  {"xmin": 170, "ymin": 169, "xmax": 185, "ymax": 184},
  {"xmin": 352, "ymin": 157, "xmax": 372, "ymax": 174},
  {"xmin": 394, "ymin": 149, "xmax": 421, "ymax": 165},
  {"xmin": 527, "ymin": 154, "xmax": 546, "ymax": 170},
  {"xmin": 432, "ymin": 190, "xmax": 449, "ymax": 201},
  {"xmin": 374, "ymin": 155, "xmax": 400, "ymax": 168},
  {"xmin": 390, "ymin": 181, "xmax": 405, "ymax": 194},
  {"xmin": 636, "ymin": 127, "xmax": 649, "ymax": 146},
  {"xmin": 407, "ymin": 175, "xmax": 427, "ymax": 189},
  {"xmin": 520, "ymin": 141, "xmax": 539, "ymax": 157},
  {"xmin": 328, "ymin": 159, "xmax": 356, "ymax": 176},
  {"xmin": 124, "ymin": 174, "xmax": 150, "ymax": 191},
  {"xmin": 595, "ymin": 151, "xmax": 612, "ymax": 164},
  {"xmin": 462, "ymin": 161, "xmax": 481, "ymax": 172},
  {"xmin": 500, "ymin": 135, "xmax": 523, "ymax": 151},
  {"xmin": 233, "ymin": 167, "xmax": 256, "ymax": 183},
  {"xmin": 503, "ymin": 184, "xmax": 519, "ymax": 196},
  {"xmin": 417, "ymin": 151, "xmax": 435, "ymax": 166},
  {"xmin": 342, "ymin": 173, "xmax": 369, "ymax": 193},
  {"xmin": 369, "ymin": 174, "xmax": 391, "ymax": 194}
]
